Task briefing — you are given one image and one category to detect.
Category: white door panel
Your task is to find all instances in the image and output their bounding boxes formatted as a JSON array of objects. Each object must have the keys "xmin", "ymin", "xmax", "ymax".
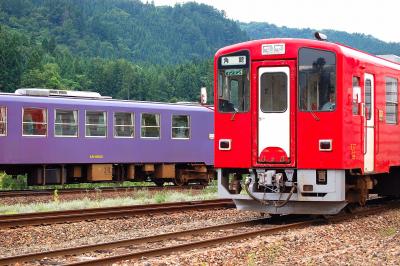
[
  {"xmin": 258, "ymin": 67, "xmax": 290, "ymax": 159},
  {"xmin": 364, "ymin": 73, "xmax": 374, "ymax": 172}
]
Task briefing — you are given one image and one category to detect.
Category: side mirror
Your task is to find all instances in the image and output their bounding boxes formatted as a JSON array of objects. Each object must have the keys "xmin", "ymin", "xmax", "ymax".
[{"xmin": 200, "ymin": 87, "xmax": 207, "ymax": 105}]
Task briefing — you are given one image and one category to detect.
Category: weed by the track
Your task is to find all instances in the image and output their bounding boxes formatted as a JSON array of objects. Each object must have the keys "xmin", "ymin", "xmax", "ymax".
[
  {"xmin": 0, "ymin": 186, "xmax": 218, "ymax": 214},
  {"xmin": 379, "ymin": 226, "xmax": 397, "ymax": 237}
]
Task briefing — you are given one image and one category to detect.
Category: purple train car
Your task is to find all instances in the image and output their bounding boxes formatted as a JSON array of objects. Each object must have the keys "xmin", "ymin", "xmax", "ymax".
[{"xmin": 0, "ymin": 89, "xmax": 214, "ymax": 186}]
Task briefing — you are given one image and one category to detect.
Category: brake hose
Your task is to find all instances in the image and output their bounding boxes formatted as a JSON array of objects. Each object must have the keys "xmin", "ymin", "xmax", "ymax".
[{"xmin": 244, "ymin": 176, "xmax": 296, "ymax": 208}]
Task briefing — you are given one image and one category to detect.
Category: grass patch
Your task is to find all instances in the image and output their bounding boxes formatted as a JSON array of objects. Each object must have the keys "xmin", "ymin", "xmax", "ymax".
[
  {"xmin": 265, "ymin": 241, "xmax": 283, "ymax": 263},
  {"xmin": 0, "ymin": 187, "xmax": 218, "ymax": 214},
  {"xmin": 379, "ymin": 227, "xmax": 397, "ymax": 237},
  {"xmin": 0, "ymin": 173, "xmax": 28, "ymax": 190},
  {"xmin": 0, "ymin": 172, "xmax": 178, "ymax": 191},
  {"xmin": 247, "ymin": 252, "xmax": 256, "ymax": 266}
]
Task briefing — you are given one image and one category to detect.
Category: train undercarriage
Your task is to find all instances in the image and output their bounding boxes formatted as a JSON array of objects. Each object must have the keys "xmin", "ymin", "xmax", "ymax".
[
  {"xmin": 219, "ymin": 167, "xmax": 400, "ymax": 215},
  {"xmin": 0, "ymin": 163, "xmax": 215, "ymax": 186}
]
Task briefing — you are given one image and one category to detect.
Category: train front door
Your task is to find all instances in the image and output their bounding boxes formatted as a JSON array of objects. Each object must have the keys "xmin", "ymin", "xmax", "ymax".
[
  {"xmin": 364, "ymin": 73, "xmax": 374, "ymax": 172},
  {"xmin": 257, "ymin": 65, "xmax": 291, "ymax": 163}
]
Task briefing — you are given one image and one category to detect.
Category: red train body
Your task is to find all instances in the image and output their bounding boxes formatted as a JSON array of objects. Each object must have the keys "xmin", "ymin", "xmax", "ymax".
[{"xmin": 214, "ymin": 38, "xmax": 400, "ymax": 214}]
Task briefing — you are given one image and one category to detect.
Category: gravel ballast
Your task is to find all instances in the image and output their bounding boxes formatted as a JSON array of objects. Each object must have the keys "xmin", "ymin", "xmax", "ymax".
[
  {"xmin": 129, "ymin": 208, "xmax": 400, "ymax": 265},
  {"xmin": 0, "ymin": 208, "xmax": 259, "ymax": 258},
  {"xmin": 1, "ymin": 204, "xmax": 399, "ymax": 265}
]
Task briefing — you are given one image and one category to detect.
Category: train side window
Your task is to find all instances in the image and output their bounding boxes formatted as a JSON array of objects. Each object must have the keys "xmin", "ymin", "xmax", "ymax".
[
  {"xmin": 85, "ymin": 111, "xmax": 107, "ymax": 137},
  {"xmin": 386, "ymin": 77, "xmax": 398, "ymax": 124},
  {"xmin": 0, "ymin": 107, "xmax": 6, "ymax": 136},
  {"xmin": 22, "ymin": 108, "xmax": 47, "ymax": 136},
  {"xmin": 352, "ymin": 76, "xmax": 361, "ymax": 115},
  {"xmin": 55, "ymin": 110, "xmax": 78, "ymax": 137},
  {"xmin": 172, "ymin": 115, "xmax": 190, "ymax": 139},
  {"xmin": 114, "ymin": 112, "xmax": 134, "ymax": 138},
  {"xmin": 141, "ymin": 113, "xmax": 160, "ymax": 139}
]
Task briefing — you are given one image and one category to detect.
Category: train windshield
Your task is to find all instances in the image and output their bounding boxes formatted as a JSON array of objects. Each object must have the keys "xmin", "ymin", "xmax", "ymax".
[
  {"xmin": 218, "ymin": 51, "xmax": 250, "ymax": 113},
  {"xmin": 218, "ymin": 68, "xmax": 250, "ymax": 113},
  {"xmin": 298, "ymin": 48, "xmax": 336, "ymax": 112}
]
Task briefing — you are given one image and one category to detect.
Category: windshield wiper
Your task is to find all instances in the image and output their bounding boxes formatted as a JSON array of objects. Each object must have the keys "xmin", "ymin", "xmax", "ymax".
[
  {"xmin": 230, "ymin": 109, "xmax": 238, "ymax": 121},
  {"xmin": 309, "ymin": 109, "xmax": 320, "ymax": 121}
]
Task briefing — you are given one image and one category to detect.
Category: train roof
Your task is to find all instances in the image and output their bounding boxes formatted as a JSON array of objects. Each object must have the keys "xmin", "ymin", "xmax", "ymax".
[
  {"xmin": 0, "ymin": 91, "xmax": 213, "ymax": 112},
  {"xmin": 216, "ymin": 38, "xmax": 400, "ymax": 71}
]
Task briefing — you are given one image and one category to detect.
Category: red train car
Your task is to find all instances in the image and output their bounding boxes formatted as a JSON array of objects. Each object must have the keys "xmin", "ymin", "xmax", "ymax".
[{"xmin": 214, "ymin": 35, "xmax": 400, "ymax": 214}]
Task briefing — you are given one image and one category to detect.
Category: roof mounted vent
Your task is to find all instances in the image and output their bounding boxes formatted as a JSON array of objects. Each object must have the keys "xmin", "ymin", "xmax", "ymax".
[
  {"xmin": 15, "ymin": 88, "xmax": 109, "ymax": 99},
  {"xmin": 377, "ymin": 54, "xmax": 400, "ymax": 64}
]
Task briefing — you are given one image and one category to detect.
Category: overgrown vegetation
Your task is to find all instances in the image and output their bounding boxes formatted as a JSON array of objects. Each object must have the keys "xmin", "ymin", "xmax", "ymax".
[
  {"xmin": 0, "ymin": 172, "xmax": 168, "ymax": 190},
  {"xmin": 0, "ymin": 187, "xmax": 218, "ymax": 214},
  {"xmin": 0, "ymin": 173, "xmax": 27, "ymax": 190}
]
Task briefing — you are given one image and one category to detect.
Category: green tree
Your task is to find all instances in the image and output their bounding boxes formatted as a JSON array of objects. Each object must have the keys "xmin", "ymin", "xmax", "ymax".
[
  {"xmin": 22, "ymin": 63, "xmax": 63, "ymax": 89},
  {"xmin": 0, "ymin": 27, "xmax": 29, "ymax": 92}
]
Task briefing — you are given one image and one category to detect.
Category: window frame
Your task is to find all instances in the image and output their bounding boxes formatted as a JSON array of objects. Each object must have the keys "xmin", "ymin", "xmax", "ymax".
[
  {"xmin": 0, "ymin": 106, "xmax": 7, "ymax": 137},
  {"xmin": 140, "ymin": 113, "xmax": 161, "ymax": 139},
  {"xmin": 171, "ymin": 114, "xmax": 191, "ymax": 140},
  {"xmin": 217, "ymin": 50, "xmax": 250, "ymax": 114},
  {"xmin": 297, "ymin": 47, "xmax": 337, "ymax": 112},
  {"xmin": 85, "ymin": 110, "xmax": 107, "ymax": 138},
  {"xmin": 385, "ymin": 76, "xmax": 398, "ymax": 125},
  {"xmin": 22, "ymin": 107, "xmax": 48, "ymax": 137},
  {"xmin": 54, "ymin": 109, "xmax": 79, "ymax": 138},
  {"xmin": 113, "ymin": 112, "xmax": 135, "ymax": 138}
]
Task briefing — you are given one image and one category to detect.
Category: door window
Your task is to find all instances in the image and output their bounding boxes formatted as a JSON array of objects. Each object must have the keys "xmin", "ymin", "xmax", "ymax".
[
  {"xmin": 365, "ymin": 79, "xmax": 372, "ymax": 120},
  {"xmin": 260, "ymin": 72, "xmax": 288, "ymax": 112}
]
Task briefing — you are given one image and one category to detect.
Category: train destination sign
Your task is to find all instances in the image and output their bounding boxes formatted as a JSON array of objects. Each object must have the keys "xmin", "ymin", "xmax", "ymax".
[
  {"xmin": 221, "ymin": 55, "xmax": 246, "ymax": 66},
  {"xmin": 261, "ymin": 43, "xmax": 285, "ymax": 55}
]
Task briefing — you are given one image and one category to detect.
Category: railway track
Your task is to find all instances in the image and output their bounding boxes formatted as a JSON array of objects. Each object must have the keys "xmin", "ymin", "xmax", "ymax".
[
  {"xmin": 0, "ymin": 185, "xmax": 205, "ymax": 198},
  {"xmin": 0, "ymin": 199, "xmax": 234, "ymax": 228},
  {"xmin": 0, "ymin": 215, "xmax": 311, "ymax": 265},
  {"xmin": 1, "ymin": 199, "xmax": 398, "ymax": 266}
]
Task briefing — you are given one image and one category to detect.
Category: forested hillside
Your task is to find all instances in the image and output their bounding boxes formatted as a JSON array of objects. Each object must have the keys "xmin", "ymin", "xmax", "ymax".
[
  {"xmin": 0, "ymin": 0, "xmax": 241, "ymax": 101},
  {"xmin": 1, "ymin": 0, "xmax": 400, "ymax": 103},
  {"xmin": 241, "ymin": 22, "xmax": 400, "ymax": 55},
  {"xmin": 0, "ymin": 0, "xmax": 246, "ymax": 63},
  {"xmin": 0, "ymin": 25, "xmax": 213, "ymax": 101}
]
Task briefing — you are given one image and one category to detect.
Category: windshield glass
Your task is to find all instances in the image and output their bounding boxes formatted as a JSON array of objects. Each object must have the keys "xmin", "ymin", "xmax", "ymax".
[
  {"xmin": 298, "ymin": 48, "xmax": 336, "ymax": 112},
  {"xmin": 218, "ymin": 68, "xmax": 250, "ymax": 113}
]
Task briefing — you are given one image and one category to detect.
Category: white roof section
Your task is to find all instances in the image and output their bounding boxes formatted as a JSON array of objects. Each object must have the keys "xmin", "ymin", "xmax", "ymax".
[
  {"xmin": 339, "ymin": 46, "xmax": 400, "ymax": 71},
  {"xmin": 7, "ymin": 88, "xmax": 208, "ymax": 109},
  {"xmin": 15, "ymin": 88, "xmax": 107, "ymax": 98},
  {"xmin": 377, "ymin": 54, "xmax": 400, "ymax": 64}
]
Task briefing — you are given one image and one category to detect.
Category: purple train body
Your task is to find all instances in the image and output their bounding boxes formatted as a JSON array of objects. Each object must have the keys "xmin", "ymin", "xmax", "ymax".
[{"xmin": 0, "ymin": 89, "xmax": 214, "ymax": 185}]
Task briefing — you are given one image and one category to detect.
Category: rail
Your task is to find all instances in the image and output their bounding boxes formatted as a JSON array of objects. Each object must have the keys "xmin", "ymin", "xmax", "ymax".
[
  {"xmin": 1, "ymin": 198, "xmax": 397, "ymax": 265},
  {"xmin": 0, "ymin": 199, "xmax": 234, "ymax": 228}
]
